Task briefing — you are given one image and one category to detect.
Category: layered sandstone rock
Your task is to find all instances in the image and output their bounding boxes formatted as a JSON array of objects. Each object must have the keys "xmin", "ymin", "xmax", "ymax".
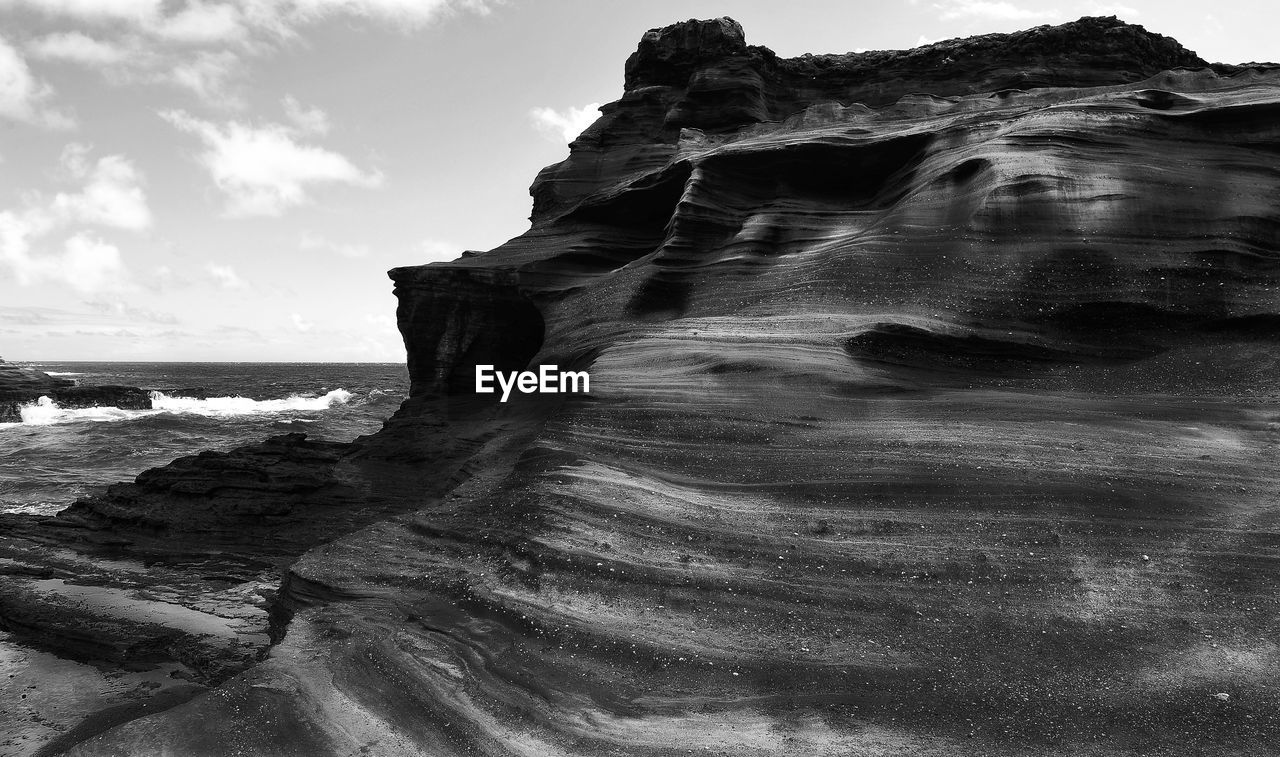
[{"xmin": 10, "ymin": 15, "xmax": 1280, "ymax": 756}]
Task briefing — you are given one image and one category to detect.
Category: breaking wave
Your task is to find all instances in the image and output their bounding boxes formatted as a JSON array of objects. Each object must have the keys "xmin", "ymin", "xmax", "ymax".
[
  {"xmin": 149, "ymin": 389, "xmax": 353, "ymax": 415},
  {"xmin": 10, "ymin": 388, "xmax": 354, "ymax": 426}
]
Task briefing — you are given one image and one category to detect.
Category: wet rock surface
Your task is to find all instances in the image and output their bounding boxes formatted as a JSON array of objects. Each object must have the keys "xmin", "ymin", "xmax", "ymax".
[
  {"xmin": 0, "ymin": 360, "xmax": 152, "ymax": 423},
  {"xmin": 6, "ymin": 15, "xmax": 1280, "ymax": 757}
]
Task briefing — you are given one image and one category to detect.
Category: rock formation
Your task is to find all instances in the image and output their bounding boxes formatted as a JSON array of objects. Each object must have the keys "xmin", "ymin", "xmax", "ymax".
[
  {"xmin": 5, "ymin": 15, "xmax": 1280, "ymax": 756},
  {"xmin": 0, "ymin": 359, "xmax": 152, "ymax": 422}
]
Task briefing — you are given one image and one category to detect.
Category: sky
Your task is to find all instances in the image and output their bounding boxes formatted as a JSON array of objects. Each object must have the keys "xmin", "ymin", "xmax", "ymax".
[{"xmin": 0, "ymin": 0, "xmax": 1271, "ymax": 362}]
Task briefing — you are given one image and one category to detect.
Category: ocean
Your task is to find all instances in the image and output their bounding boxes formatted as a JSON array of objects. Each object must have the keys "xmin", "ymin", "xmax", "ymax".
[{"xmin": 0, "ymin": 362, "xmax": 409, "ymax": 516}]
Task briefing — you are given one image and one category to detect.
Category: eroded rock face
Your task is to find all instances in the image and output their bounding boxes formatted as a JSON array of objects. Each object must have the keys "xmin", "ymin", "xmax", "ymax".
[
  {"xmin": 26, "ymin": 15, "xmax": 1280, "ymax": 756},
  {"xmin": 531, "ymin": 15, "xmax": 1210, "ymax": 223},
  {"xmin": 390, "ymin": 267, "xmax": 544, "ymax": 397}
]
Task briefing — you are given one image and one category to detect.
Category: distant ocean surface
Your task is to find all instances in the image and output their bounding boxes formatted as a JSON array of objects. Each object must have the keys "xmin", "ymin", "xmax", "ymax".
[{"xmin": 0, "ymin": 362, "xmax": 408, "ymax": 516}]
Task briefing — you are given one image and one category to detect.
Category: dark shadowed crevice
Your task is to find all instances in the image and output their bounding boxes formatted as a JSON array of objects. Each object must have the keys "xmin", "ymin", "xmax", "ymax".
[
  {"xmin": 843, "ymin": 322, "xmax": 1163, "ymax": 376},
  {"xmin": 564, "ymin": 162, "xmax": 693, "ymax": 230},
  {"xmin": 708, "ymin": 134, "xmax": 935, "ymax": 208}
]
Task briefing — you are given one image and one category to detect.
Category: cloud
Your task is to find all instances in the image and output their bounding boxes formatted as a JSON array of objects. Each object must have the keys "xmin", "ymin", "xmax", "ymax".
[
  {"xmin": 150, "ymin": 1, "xmax": 247, "ymax": 44},
  {"xmin": 1080, "ymin": 1, "xmax": 1138, "ymax": 17},
  {"xmin": 167, "ymin": 49, "xmax": 243, "ymax": 105},
  {"xmin": 58, "ymin": 234, "xmax": 129, "ymax": 292},
  {"xmin": 83, "ymin": 298, "xmax": 179, "ymax": 323},
  {"xmin": 283, "ymin": 95, "xmax": 329, "ymax": 134},
  {"xmin": 364, "ymin": 313, "xmax": 395, "ymax": 330},
  {"xmin": 529, "ymin": 102, "xmax": 600, "ymax": 144},
  {"xmin": 300, "ymin": 231, "xmax": 368, "ymax": 257},
  {"xmin": 0, "ymin": 146, "xmax": 149, "ymax": 293},
  {"xmin": 0, "ymin": 210, "xmax": 53, "ymax": 286},
  {"xmin": 0, "ymin": 35, "xmax": 75, "ymax": 128},
  {"xmin": 418, "ymin": 238, "xmax": 459, "ymax": 262},
  {"xmin": 0, "ymin": 306, "xmax": 54, "ymax": 324},
  {"xmin": 4, "ymin": 2, "xmax": 499, "ymax": 111},
  {"xmin": 0, "ymin": 212, "xmax": 131, "ymax": 293},
  {"xmin": 290, "ymin": 311, "xmax": 313, "ymax": 332},
  {"xmin": 933, "ymin": 1, "xmax": 1061, "ymax": 21},
  {"xmin": 28, "ymin": 32, "xmax": 130, "ymax": 65},
  {"xmin": 0, "ymin": 0, "xmax": 495, "ymax": 42},
  {"xmin": 0, "ymin": 0, "xmax": 163, "ymax": 23},
  {"xmin": 51, "ymin": 145, "xmax": 152, "ymax": 230},
  {"xmin": 20, "ymin": 23, "xmax": 244, "ymax": 106},
  {"xmin": 264, "ymin": 0, "xmax": 496, "ymax": 30},
  {"xmin": 206, "ymin": 262, "xmax": 247, "ymax": 289},
  {"xmin": 162, "ymin": 109, "xmax": 382, "ymax": 216}
]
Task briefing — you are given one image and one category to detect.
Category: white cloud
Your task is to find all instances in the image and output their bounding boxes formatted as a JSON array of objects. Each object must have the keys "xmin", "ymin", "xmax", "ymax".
[
  {"xmin": 51, "ymin": 145, "xmax": 152, "ymax": 230},
  {"xmin": 364, "ymin": 313, "xmax": 395, "ymax": 330},
  {"xmin": 167, "ymin": 50, "xmax": 242, "ymax": 105},
  {"xmin": 206, "ymin": 262, "xmax": 247, "ymax": 289},
  {"xmin": 0, "ymin": 0, "xmax": 494, "ymax": 41},
  {"xmin": 0, "ymin": 146, "xmax": 148, "ymax": 293},
  {"xmin": 0, "ymin": 0, "xmax": 163, "ymax": 23},
  {"xmin": 0, "ymin": 212, "xmax": 131, "ymax": 293},
  {"xmin": 419, "ymin": 238, "xmax": 458, "ymax": 262},
  {"xmin": 84, "ymin": 298, "xmax": 179, "ymax": 324},
  {"xmin": 273, "ymin": 0, "xmax": 495, "ymax": 28},
  {"xmin": 0, "ymin": 209, "xmax": 53, "ymax": 286},
  {"xmin": 916, "ymin": 35, "xmax": 942, "ymax": 46},
  {"xmin": 529, "ymin": 102, "xmax": 600, "ymax": 144},
  {"xmin": 1080, "ymin": 2, "xmax": 1138, "ymax": 17},
  {"xmin": 162, "ymin": 109, "xmax": 382, "ymax": 216},
  {"xmin": 934, "ymin": 1, "xmax": 1061, "ymax": 21},
  {"xmin": 3, "ymin": 1, "xmax": 498, "ymax": 111},
  {"xmin": 25, "ymin": 34, "xmax": 242, "ymax": 107},
  {"xmin": 300, "ymin": 231, "xmax": 368, "ymax": 257},
  {"xmin": 59, "ymin": 234, "xmax": 129, "ymax": 292},
  {"xmin": 28, "ymin": 32, "xmax": 129, "ymax": 65},
  {"xmin": 151, "ymin": 1, "xmax": 247, "ymax": 44},
  {"xmin": 290, "ymin": 311, "xmax": 313, "ymax": 332},
  {"xmin": 0, "ymin": 35, "xmax": 75, "ymax": 129},
  {"xmin": 283, "ymin": 95, "xmax": 329, "ymax": 134}
]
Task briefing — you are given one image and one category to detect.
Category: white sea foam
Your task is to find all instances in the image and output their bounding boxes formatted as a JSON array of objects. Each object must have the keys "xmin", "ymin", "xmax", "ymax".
[
  {"xmin": 19, "ymin": 396, "xmax": 134, "ymax": 425},
  {"xmin": 6, "ymin": 389, "xmax": 353, "ymax": 427},
  {"xmin": 43, "ymin": 372, "xmax": 84, "ymax": 376},
  {"xmin": 148, "ymin": 389, "xmax": 353, "ymax": 416}
]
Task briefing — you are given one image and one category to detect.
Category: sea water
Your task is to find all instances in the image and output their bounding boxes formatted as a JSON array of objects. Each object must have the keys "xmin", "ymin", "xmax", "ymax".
[{"xmin": 0, "ymin": 362, "xmax": 408, "ymax": 516}]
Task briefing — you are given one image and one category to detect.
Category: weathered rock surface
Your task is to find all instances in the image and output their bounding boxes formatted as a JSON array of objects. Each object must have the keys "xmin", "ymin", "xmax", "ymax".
[
  {"xmin": 0, "ymin": 360, "xmax": 74, "ymax": 393},
  {"xmin": 0, "ymin": 360, "xmax": 71, "ymax": 422},
  {"xmin": 0, "ymin": 359, "xmax": 152, "ymax": 422},
  {"xmin": 10, "ymin": 15, "xmax": 1280, "ymax": 757}
]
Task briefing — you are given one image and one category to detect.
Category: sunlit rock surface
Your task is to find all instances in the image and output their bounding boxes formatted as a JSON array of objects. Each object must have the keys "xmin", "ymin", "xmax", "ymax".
[{"xmin": 28, "ymin": 15, "xmax": 1280, "ymax": 756}]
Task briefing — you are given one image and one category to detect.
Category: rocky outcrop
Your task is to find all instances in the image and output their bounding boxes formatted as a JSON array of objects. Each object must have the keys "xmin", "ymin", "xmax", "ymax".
[
  {"xmin": 530, "ymin": 15, "xmax": 1207, "ymax": 223},
  {"xmin": 0, "ymin": 360, "xmax": 74, "ymax": 393},
  {"xmin": 0, "ymin": 359, "xmax": 152, "ymax": 422},
  {"xmin": 11, "ymin": 15, "xmax": 1280, "ymax": 757},
  {"xmin": 0, "ymin": 360, "xmax": 71, "ymax": 421},
  {"xmin": 390, "ymin": 267, "xmax": 544, "ymax": 397}
]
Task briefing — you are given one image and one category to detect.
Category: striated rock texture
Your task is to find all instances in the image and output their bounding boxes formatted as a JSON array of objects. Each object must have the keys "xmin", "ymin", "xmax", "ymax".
[{"xmin": 14, "ymin": 15, "xmax": 1280, "ymax": 757}]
